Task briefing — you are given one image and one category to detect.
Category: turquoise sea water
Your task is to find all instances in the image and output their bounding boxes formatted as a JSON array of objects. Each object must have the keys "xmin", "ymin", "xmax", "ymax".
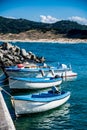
[{"xmin": 0, "ymin": 42, "xmax": 87, "ymax": 130}]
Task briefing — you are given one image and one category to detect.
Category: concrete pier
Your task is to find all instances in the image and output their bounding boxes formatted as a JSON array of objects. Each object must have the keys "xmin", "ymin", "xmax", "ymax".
[{"xmin": 0, "ymin": 91, "xmax": 16, "ymax": 130}]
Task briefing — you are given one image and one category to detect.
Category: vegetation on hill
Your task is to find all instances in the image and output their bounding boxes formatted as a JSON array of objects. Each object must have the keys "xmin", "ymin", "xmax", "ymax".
[
  {"xmin": 67, "ymin": 29, "xmax": 87, "ymax": 39},
  {"xmin": 0, "ymin": 16, "xmax": 87, "ymax": 39}
]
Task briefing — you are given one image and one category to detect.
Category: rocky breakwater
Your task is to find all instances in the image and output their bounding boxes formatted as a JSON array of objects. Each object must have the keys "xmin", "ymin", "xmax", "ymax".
[{"xmin": 0, "ymin": 42, "xmax": 45, "ymax": 67}]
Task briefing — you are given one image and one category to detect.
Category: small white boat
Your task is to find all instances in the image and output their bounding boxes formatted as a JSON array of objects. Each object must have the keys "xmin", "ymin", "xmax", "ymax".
[
  {"xmin": 9, "ymin": 76, "xmax": 62, "ymax": 89},
  {"xmin": 6, "ymin": 63, "xmax": 77, "ymax": 78},
  {"xmin": 11, "ymin": 87, "xmax": 70, "ymax": 116},
  {"xmin": 45, "ymin": 69, "xmax": 77, "ymax": 78},
  {"xmin": 45, "ymin": 63, "xmax": 77, "ymax": 78}
]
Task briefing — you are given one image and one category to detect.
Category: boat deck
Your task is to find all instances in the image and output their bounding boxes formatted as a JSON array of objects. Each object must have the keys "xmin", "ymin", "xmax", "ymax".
[{"xmin": 0, "ymin": 92, "xmax": 15, "ymax": 130}]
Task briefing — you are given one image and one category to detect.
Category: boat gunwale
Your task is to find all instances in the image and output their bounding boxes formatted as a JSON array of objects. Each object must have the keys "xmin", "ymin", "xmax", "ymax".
[
  {"xmin": 10, "ymin": 77, "xmax": 62, "ymax": 83},
  {"xmin": 12, "ymin": 92, "xmax": 70, "ymax": 102},
  {"xmin": 6, "ymin": 67, "xmax": 71, "ymax": 72}
]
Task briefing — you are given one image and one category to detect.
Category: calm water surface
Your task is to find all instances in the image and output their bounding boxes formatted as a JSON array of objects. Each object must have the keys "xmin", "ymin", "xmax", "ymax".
[{"xmin": 0, "ymin": 42, "xmax": 87, "ymax": 130}]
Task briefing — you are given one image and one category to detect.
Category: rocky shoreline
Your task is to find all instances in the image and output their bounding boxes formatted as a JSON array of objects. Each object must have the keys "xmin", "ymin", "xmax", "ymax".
[
  {"xmin": 0, "ymin": 38, "xmax": 87, "ymax": 70},
  {"xmin": 0, "ymin": 42, "xmax": 45, "ymax": 67}
]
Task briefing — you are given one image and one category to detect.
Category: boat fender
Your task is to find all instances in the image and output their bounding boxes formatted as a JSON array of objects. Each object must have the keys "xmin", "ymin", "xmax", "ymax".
[{"xmin": 17, "ymin": 64, "xmax": 24, "ymax": 68}]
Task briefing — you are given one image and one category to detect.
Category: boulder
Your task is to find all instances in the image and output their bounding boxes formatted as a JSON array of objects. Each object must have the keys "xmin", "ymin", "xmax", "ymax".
[
  {"xmin": 0, "ymin": 42, "xmax": 45, "ymax": 66},
  {"xmin": 2, "ymin": 42, "xmax": 13, "ymax": 50},
  {"xmin": 5, "ymin": 54, "xmax": 14, "ymax": 60},
  {"xmin": 21, "ymin": 49, "xmax": 28, "ymax": 57},
  {"xmin": 0, "ymin": 52, "xmax": 3, "ymax": 59},
  {"xmin": 15, "ymin": 46, "xmax": 20, "ymax": 55},
  {"xmin": 40, "ymin": 57, "xmax": 45, "ymax": 63}
]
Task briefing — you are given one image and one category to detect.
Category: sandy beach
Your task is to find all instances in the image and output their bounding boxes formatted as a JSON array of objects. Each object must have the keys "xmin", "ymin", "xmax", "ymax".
[{"xmin": 0, "ymin": 38, "xmax": 87, "ymax": 44}]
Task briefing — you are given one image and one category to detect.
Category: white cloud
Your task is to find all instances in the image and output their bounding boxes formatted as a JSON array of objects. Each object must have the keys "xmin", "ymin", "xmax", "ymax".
[
  {"xmin": 40, "ymin": 15, "xmax": 59, "ymax": 23},
  {"xmin": 68, "ymin": 16, "xmax": 87, "ymax": 25},
  {"xmin": 5, "ymin": 16, "xmax": 16, "ymax": 19}
]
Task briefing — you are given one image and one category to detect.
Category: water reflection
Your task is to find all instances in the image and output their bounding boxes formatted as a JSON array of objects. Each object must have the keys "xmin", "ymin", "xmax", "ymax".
[
  {"xmin": 63, "ymin": 76, "xmax": 77, "ymax": 82},
  {"xmin": 14, "ymin": 103, "xmax": 70, "ymax": 130},
  {"xmin": 0, "ymin": 69, "xmax": 71, "ymax": 130}
]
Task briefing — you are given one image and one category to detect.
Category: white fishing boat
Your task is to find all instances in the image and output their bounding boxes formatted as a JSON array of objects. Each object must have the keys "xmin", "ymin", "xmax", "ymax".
[
  {"xmin": 44, "ymin": 63, "xmax": 77, "ymax": 78},
  {"xmin": 6, "ymin": 63, "xmax": 77, "ymax": 78},
  {"xmin": 9, "ymin": 76, "xmax": 62, "ymax": 89},
  {"xmin": 45, "ymin": 69, "xmax": 77, "ymax": 78},
  {"xmin": 11, "ymin": 87, "xmax": 70, "ymax": 116}
]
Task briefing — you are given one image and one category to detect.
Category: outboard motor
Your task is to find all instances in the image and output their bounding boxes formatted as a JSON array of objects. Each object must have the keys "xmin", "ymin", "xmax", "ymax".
[{"xmin": 55, "ymin": 75, "xmax": 61, "ymax": 78}]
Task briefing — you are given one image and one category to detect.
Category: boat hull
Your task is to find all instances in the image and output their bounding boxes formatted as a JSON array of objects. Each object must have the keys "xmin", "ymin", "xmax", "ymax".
[
  {"xmin": 6, "ymin": 71, "xmax": 39, "ymax": 77},
  {"xmin": 12, "ymin": 93, "xmax": 70, "ymax": 115},
  {"xmin": 53, "ymin": 70, "xmax": 77, "ymax": 77},
  {"xmin": 9, "ymin": 77, "xmax": 62, "ymax": 89},
  {"xmin": 6, "ymin": 67, "xmax": 77, "ymax": 78}
]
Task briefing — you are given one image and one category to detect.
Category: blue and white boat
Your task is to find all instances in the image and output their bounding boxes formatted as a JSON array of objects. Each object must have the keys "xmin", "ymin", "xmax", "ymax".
[
  {"xmin": 11, "ymin": 87, "xmax": 70, "ymax": 116},
  {"xmin": 9, "ymin": 76, "xmax": 62, "ymax": 89},
  {"xmin": 6, "ymin": 63, "xmax": 77, "ymax": 78}
]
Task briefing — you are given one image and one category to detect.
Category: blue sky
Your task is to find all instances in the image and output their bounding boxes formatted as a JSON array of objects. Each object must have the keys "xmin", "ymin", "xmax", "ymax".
[{"xmin": 0, "ymin": 0, "xmax": 87, "ymax": 25}]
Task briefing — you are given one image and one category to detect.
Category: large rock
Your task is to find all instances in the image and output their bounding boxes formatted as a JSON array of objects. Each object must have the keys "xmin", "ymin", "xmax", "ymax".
[
  {"xmin": 15, "ymin": 46, "xmax": 20, "ymax": 55},
  {"xmin": 21, "ymin": 49, "xmax": 28, "ymax": 57},
  {"xmin": 0, "ymin": 52, "xmax": 3, "ymax": 59},
  {"xmin": 0, "ymin": 42, "xmax": 45, "ymax": 66},
  {"xmin": 39, "ymin": 57, "xmax": 45, "ymax": 63},
  {"xmin": 1, "ymin": 42, "xmax": 13, "ymax": 50},
  {"xmin": 5, "ymin": 54, "xmax": 14, "ymax": 60}
]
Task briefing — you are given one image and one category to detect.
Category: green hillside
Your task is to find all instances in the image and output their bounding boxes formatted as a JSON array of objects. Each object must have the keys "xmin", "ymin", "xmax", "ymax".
[{"xmin": 0, "ymin": 16, "xmax": 87, "ymax": 39}]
